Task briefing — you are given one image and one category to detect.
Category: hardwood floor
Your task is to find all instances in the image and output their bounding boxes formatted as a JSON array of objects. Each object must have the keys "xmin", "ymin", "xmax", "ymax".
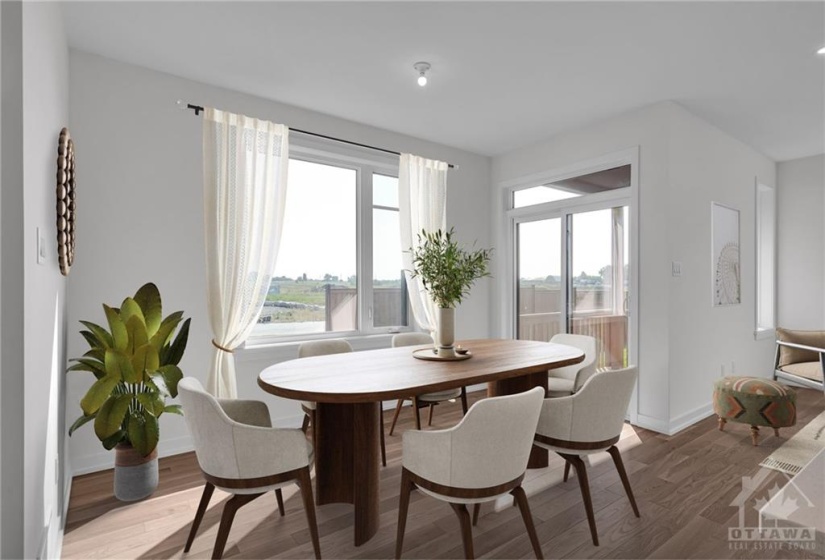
[{"xmin": 63, "ymin": 389, "xmax": 825, "ymax": 559}]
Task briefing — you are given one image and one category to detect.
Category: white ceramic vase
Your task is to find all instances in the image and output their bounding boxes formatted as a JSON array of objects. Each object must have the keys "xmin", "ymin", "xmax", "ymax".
[{"xmin": 436, "ymin": 307, "xmax": 456, "ymax": 358}]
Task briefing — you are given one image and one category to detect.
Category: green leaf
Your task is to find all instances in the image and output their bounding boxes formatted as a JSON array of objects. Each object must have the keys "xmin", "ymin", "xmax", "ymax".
[
  {"xmin": 94, "ymin": 395, "xmax": 131, "ymax": 440},
  {"xmin": 80, "ymin": 320, "xmax": 113, "ymax": 348},
  {"xmin": 68, "ymin": 413, "xmax": 96, "ymax": 436},
  {"xmin": 104, "ymin": 305, "xmax": 128, "ymax": 351},
  {"xmin": 136, "ymin": 393, "xmax": 165, "ymax": 417},
  {"xmin": 127, "ymin": 410, "xmax": 159, "ymax": 457},
  {"xmin": 101, "ymin": 430, "xmax": 126, "ymax": 450},
  {"xmin": 155, "ymin": 364, "xmax": 183, "ymax": 398},
  {"xmin": 83, "ymin": 347, "xmax": 106, "ymax": 362},
  {"xmin": 124, "ymin": 314, "xmax": 149, "ymax": 354},
  {"xmin": 163, "ymin": 404, "xmax": 183, "ymax": 416},
  {"xmin": 131, "ymin": 344, "xmax": 160, "ymax": 378},
  {"xmin": 149, "ymin": 311, "xmax": 182, "ymax": 353},
  {"xmin": 119, "ymin": 297, "xmax": 146, "ymax": 328},
  {"xmin": 68, "ymin": 358, "xmax": 107, "ymax": 379},
  {"xmin": 79, "ymin": 330, "xmax": 101, "ymax": 350},
  {"xmin": 133, "ymin": 283, "xmax": 163, "ymax": 338},
  {"xmin": 162, "ymin": 318, "xmax": 190, "ymax": 366},
  {"xmin": 105, "ymin": 348, "xmax": 136, "ymax": 383},
  {"xmin": 80, "ymin": 374, "xmax": 120, "ymax": 415}
]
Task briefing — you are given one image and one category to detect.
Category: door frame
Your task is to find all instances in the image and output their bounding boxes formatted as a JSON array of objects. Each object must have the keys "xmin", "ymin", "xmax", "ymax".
[{"xmin": 500, "ymin": 147, "xmax": 640, "ymax": 423}]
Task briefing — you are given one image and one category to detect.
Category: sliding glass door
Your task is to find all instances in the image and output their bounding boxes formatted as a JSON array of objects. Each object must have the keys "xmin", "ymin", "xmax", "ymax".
[{"xmin": 516, "ymin": 205, "xmax": 630, "ymax": 370}]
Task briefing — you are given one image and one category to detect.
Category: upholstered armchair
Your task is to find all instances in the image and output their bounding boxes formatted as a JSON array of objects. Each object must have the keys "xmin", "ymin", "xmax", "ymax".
[
  {"xmin": 547, "ymin": 333, "xmax": 597, "ymax": 397},
  {"xmin": 388, "ymin": 333, "xmax": 469, "ymax": 434},
  {"xmin": 534, "ymin": 367, "xmax": 639, "ymax": 546},
  {"xmin": 178, "ymin": 377, "xmax": 321, "ymax": 559},
  {"xmin": 396, "ymin": 386, "xmax": 546, "ymax": 559},
  {"xmin": 774, "ymin": 328, "xmax": 825, "ymax": 393}
]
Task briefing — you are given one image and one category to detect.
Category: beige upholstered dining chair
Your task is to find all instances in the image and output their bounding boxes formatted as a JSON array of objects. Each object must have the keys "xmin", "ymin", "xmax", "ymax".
[
  {"xmin": 178, "ymin": 377, "xmax": 321, "ymax": 560},
  {"xmin": 297, "ymin": 339, "xmax": 388, "ymax": 466},
  {"xmin": 388, "ymin": 332, "xmax": 469, "ymax": 435},
  {"xmin": 396, "ymin": 386, "xmax": 546, "ymax": 559},
  {"xmin": 534, "ymin": 367, "xmax": 639, "ymax": 546},
  {"xmin": 547, "ymin": 333, "xmax": 597, "ymax": 397}
]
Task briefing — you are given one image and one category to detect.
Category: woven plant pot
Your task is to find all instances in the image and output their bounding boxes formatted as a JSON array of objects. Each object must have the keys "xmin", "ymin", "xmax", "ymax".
[{"xmin": 114, "ymin": 443, "xmax": 158, "ymax": 501}]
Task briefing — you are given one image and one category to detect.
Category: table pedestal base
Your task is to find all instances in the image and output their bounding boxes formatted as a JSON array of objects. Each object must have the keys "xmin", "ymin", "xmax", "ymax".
[
  {"xmin": 314, "ymin": 401, "xmax": 380, "ymax": 546},
  {"xmin": 488, "ymin": 371, "xmax": 549, "ymax": 468}
]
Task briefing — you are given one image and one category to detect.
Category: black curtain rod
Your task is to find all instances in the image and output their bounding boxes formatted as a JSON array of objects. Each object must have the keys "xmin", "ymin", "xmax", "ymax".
[{"xmin": 184, "ymin": 103, "xmax": 456, "ymax": 169}]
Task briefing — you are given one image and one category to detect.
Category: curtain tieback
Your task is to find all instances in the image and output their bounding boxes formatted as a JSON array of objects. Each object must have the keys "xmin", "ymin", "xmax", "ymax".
[{"xmin": 211, "ymin": 339, "xmax": 235, "ymax": 354}]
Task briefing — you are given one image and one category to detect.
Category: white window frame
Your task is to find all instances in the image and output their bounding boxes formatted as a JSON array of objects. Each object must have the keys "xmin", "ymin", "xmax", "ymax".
[
  {"xmin": 244, "ymin": 137, "xmax": 412, "ymax": 347},
  {"xmin": 754, "ymin": 180, "xmax": 776, "ymax": 340}
]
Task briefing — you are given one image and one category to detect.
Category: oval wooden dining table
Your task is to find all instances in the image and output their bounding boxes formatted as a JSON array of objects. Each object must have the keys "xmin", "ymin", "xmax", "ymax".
[{"xmin": 258, "ymin": 337, "xmax": 584, "ymax": 546}]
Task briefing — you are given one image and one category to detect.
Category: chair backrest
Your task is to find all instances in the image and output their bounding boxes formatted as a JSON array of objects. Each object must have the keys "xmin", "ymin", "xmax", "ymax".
[
  {"xmin": 541, "ymin": 367, "xmax": 637, "ymax": 444},
  {"xmin": 392, "ymin": 332, "xmax": 433, "ymax": 348},
  {"xmin": 776, "ymin": 328, "xmax": 825, "ymax": 368},
  {"xmin": 446, "ymin": 386, "xmax": 545, "ymax": 489},
  {"xmin": 549, "ymin": 333, "xmax": 597, "ymax": 391},
  {"xmin": 298, "ymin": 339, "xmax": 353, "ymax": 358},
  {"xmin": 178, "ymin": 377, "xmax": 244, "ymax": 478}
]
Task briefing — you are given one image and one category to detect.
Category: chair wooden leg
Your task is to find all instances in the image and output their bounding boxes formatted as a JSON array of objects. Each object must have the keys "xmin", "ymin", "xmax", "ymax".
[
  {"xmin": 460, "ymin": 386, "xmax": 469, "ymax": 415},
  {"xmin": 428, "ymin": 403, "xmax": 435, "ymax": 426},
  {"xmin": 450, "ymin": 503, "xmax": 475, "ymax": 559},
  {"xmin": 301, "ymin": 413, "xmax": 311, "ymax": 433},
  {"xmin": 275, "ymin": 488, "xmax": 285, "ymax": 516},
  {"xmin": 607, "ymin": 446, "xmax": 639, "ymax": 518},
  {"xmin": 297, "ymin": 467, "xmax": 322, "ymax": 560},
  {"xmin": 395, "ymin": 468, "xmax": 415, "ymax": 559},
  {"xmin": 412, "ymin": 396, "xmax": 422, "ymax": 430},
  {"xmin": 559, "ymin": 452, "xmax": 598, "ymax": 546},
  {"xmin": 563, "ymin": 460, "xmax": 571, "ymax": 482},
  {"xmin": 773, "ymin": 427, "xmax": 780, "ymax": 437},
  {"xmin": 472, "ymin": 503, "xmax": 481, "ymax": 526},
  {"xmin": 389, "ymin": 399, "xmax": 405, "ymax": 436},
  {"xmin": 380, "ymin": 405, "xmax": 387, "ymax": 467},
  {"xmin": 512, "ymin": 485, "xmax": 544, "ymax": 559},
  {"xmin": 212, "ymin": 492, "xmax": 263, "ymax": 560},
  {"xmin": 751, "ymin": 426, "xmax": 760, "ymax": 446},
  {"xmin": 718, "ymin": 417, "xmax": 726, "ymax": 431},
  {"xmin": 184, "ymin": 482, "xmax": 215, "ymax": 552}
]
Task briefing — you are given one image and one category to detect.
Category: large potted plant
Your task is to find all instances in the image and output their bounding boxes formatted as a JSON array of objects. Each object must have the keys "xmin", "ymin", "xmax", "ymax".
[
  {"xmin": 68, "ymin": 282, "xmax": 190, "ymax": 501},
  {"xmin": 410, "ymin": 228, "xmax": 492, "ymax": 358}
]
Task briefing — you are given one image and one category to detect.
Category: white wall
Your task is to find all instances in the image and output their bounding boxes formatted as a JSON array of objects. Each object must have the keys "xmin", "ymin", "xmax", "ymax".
[
  {"xmin": 66, "ymin": 51, "xmax": 492, "ymax": 474},
  {"xmin": 666, "ymin": 106, "xmax": 776, "ymax": 426},
  {"xmin": 777, "ymin": 154, "xmax": 825, "ymax": 329},
  {"xmin": 22, "ymin": 2, "xmax": 70, "ymax": 557},
  {"xmin": 0, "ymin": 2, "xmax": 69, "ymax": 557},
  {"xmin": 491, "ymin": 101, "xmax": 776, "ymax": 434}
]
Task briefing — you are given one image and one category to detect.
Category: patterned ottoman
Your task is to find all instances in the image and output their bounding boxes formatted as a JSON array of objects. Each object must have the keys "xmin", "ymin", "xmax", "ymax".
[{"xmin": 713, "ymin": 376, "xmax": 796, "ymax": 446}]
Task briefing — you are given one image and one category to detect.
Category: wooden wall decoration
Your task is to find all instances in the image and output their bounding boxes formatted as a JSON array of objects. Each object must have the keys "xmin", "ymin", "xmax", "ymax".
[{"xmin": 56, "ymin": 127, "xmax": 76, "ymax": 276}]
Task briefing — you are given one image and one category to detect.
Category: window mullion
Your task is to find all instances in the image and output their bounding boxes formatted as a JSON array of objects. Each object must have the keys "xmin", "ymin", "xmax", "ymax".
[{"xmin": 360, "ymin": 167, "xmax": 374, "ymax": 332}]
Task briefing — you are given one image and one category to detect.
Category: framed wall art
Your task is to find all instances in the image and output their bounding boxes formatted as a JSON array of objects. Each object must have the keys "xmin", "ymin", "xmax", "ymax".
[{"xmin": 711, "ymin": 202, "xmax": 740, "ymax": 306}]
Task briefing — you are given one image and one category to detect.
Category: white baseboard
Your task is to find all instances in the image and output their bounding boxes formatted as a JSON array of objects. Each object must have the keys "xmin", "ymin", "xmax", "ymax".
[
  {"xmin": 634, "ymin": 413, "xmax": 670, "ymax": 434},
  {"xmin": 668, "ymin": 402, "xmax": 714, "ymax": 435}
]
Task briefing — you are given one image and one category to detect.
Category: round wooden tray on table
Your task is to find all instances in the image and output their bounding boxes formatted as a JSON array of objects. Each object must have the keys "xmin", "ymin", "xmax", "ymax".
[{"xmin": 411, "ymin": 348, "xmax": 472, "ymax": 361}]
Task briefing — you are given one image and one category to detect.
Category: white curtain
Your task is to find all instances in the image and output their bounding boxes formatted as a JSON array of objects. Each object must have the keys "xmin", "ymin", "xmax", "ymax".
[
  {"xmin": 398, "ymin": 153, "xmax": 448, "ymax": 333},
  {"xmin": 203, "ymin": 108, "xmax": 289, "ymax": 398}
]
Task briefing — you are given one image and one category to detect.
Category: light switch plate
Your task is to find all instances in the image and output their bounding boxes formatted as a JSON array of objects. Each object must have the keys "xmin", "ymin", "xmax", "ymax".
[
  {"xmin": 37, "ymin": 227, "xmax": 47, "ymax": 265},
  {"xmin": 671, "ymin": 261, "xmax": 682, "ymax": 277}
]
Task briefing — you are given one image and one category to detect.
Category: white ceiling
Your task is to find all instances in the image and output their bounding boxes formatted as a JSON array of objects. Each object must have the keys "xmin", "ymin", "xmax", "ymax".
[{"xmin": 62, "ymin": 1, "xmax": 825, "ymax": 161}]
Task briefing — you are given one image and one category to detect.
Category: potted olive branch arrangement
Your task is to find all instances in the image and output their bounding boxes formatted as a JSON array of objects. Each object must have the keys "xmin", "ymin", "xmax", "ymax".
[
  {"xmin": 68, "ymin": 282, "xmax": 190, "ymax": 501},
  {"xmin": 409, "ymin": 228, "xmax": 492, "ymax": 358}
]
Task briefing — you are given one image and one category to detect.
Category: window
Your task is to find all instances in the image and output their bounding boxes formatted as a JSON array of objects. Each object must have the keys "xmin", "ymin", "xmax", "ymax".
[
  {"xmin": 251, "ymin": 149, "xmax": 409, "ymax": 342},
  {"xmin": 513, "ymin": 165, "xmax": 631, "ymax": 208},
  {"xmin": 756, "ymin": 182, "xmax": 775, "ymax": 336}
]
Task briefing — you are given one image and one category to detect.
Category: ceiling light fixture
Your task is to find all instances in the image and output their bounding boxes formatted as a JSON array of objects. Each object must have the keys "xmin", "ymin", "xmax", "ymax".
[
  {"xmin": 414, "ymin": 62, "xmax": 430, "ymax": 87},
  {"xmin": 818, "ymin": 46, "xmax": 825, "ymax": 55}
]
